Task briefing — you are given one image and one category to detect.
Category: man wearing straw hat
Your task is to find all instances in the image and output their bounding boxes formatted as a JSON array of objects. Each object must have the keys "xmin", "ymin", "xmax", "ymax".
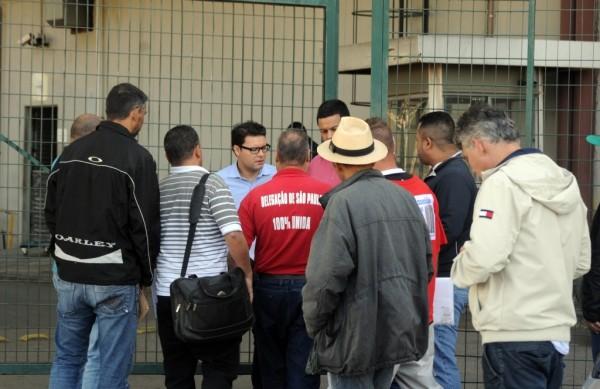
[{"xmin": 302, "ymin": 116, "xmax": 433, "ymax": 389}]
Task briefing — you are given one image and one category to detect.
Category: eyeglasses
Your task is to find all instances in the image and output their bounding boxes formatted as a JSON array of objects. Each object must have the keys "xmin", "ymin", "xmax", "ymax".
[{"xmin": 239, "ymin": 144, "xmax": 271, "ymax": 154}]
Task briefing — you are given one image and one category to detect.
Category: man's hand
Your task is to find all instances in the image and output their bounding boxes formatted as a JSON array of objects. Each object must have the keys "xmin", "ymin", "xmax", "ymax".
[
  {"xmin": 245, "ymin": 274, "xmax": 253, "ymax": 303},
  {"xmin": 224, "ymin": 231, "xmax": 253, "ymax": 302},
  {"xmin": 587, "ymin": 320, "xmax": 600, "ymax": 334},
  {"xmin": 138, "ymin": 287, "xmax": 150, "ymax": 322}
]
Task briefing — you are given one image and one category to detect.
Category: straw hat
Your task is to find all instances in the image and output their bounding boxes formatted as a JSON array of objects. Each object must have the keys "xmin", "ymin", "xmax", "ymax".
[{"xmin": 317, "ymin": 116, "xmax": 388, "ymax": 165}]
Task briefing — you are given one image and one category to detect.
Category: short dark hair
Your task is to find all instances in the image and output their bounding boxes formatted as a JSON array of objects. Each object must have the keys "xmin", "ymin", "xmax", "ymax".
[
  {"xmin": 105, "ymin": 83, "xmax": 148, "ymax": 121},
  {"xmin": 164, "ymin": 125, "xmax": 199, "ymax": 166},
  {"xmin": 366, "ymin": 117, "xmax": 394, "ymax": 153},
  {"xmin": 417, "ymin": 111, "xmax": 456, "ymax": 146},
  {"xmin": 455, "ymin": 104, "xmax": 520, "ymax": 145},
  {"xmin": 287, "ymin": 121, "xmax": 307, "ymax": 132},
  {"xmin": 316, "ymin": 99, "xmax": 350, "ymax": 120},
  {"xmin": 277, "ymin": 128, "xmax": 309, "ymax": 166},
  {"xmin": 70, "ymin": 114, "xmax": 100, "ymax": 141},
  {"xmin": 231, "ymin": 121, "xmax": 267, "ymax": 148}
]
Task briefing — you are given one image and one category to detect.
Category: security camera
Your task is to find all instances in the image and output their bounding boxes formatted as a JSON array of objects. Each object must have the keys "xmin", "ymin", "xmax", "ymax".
[
  {"xmin": 18, "ymin": 33, "xmax": 34, "ymax": 46},
  {"xmin": 18, "ymin": 33, "xmax": 48, "ymax": 47}
]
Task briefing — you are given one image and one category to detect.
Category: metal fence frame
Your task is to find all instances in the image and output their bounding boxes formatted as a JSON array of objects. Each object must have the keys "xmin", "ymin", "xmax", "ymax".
[
  {"xmin": 368, "ymin": 1, "xmax": 597, "ymax": 387},
  {"xmin": 0, "ymin": 0, "xmax": 339, "ymax": 376}
]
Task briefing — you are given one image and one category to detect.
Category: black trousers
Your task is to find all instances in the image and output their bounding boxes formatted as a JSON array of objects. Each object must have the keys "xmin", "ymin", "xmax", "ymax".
[{"xmin": 156, "ymin": 296, "xmax": 241, "ymax": 389}]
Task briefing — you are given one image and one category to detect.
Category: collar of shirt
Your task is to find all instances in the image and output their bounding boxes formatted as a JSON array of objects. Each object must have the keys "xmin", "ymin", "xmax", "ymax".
[
  {"xmin": 220, "ymin": 162, "xmax": 274, "ymax": 181},
  {"xmin": 273, "ymin": 166, "xmax": 309, "ymax": 179},
  {"xmin": 496, "ymin": 147, "xmax": 541, "ymax": 167},
  {"xmin": 380, "ymin": 167, "xmax": 406, "ymax": 176},
  {"xmin": 428, "ymin": 150, "xmax": 463, "ymax": 177},
  {"xmin": 170, "ymin": 165, "xmax": 209, "ymax": 174},
  {"xmin": 99, "ymin": 121, "xmax": 136, "ymax": 140}
]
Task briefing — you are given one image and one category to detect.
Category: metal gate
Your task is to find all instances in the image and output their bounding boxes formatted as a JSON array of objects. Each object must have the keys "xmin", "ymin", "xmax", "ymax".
[
  {"xmin": 0, "ymin": 0, "xmax": 338, "ymax": 375},
  {"xmin": 357, "ymin": 1, "xmax": 598, "ymax": 387}
]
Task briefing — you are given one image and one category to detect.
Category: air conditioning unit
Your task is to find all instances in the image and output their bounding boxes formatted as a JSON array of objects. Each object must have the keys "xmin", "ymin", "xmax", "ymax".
[{"xmin": 47, "ymin": 0, "xmax": 94, "ymax": 33}]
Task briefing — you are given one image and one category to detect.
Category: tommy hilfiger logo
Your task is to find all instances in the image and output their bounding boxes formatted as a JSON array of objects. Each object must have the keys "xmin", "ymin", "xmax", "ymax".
[{"xmin": 479, "ymin": 209, "xmax": 494, "ymax": 219}]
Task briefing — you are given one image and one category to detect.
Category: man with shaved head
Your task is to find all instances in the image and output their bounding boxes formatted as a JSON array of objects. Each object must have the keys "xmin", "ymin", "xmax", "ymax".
[
  {"xmin": 70, "ymin": 113, "xmax": 101, "ymax": 142},
  {"xmin": 239, "ymin": 128, "xmax": 330, "ymax": 389},
  {"xmin": 50, "ymin": 112, "xmax": 102, "ymax": 388},
  {"xmin": 368, "ymin": 117, "xmax": 445, "ymax": 389}
]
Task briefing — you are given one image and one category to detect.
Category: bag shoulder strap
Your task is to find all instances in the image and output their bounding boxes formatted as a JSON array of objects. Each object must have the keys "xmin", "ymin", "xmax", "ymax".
[{"xmin": 181, "ymin": 173, "xmax": 210, "ymax": 277}]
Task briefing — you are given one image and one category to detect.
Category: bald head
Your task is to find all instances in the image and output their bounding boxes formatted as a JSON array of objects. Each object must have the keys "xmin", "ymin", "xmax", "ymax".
[
  {"xmin": 70, "ymin": 113, "xmax": 101, "ymax": 142},
  {"xmin": 276, "ymin": 128, "xmax": 309, "ymax": 167}
]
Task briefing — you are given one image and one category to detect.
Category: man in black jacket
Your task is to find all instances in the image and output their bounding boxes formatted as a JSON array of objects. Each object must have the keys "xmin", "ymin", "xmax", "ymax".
[
  {"xmin": 45, "ymin": 83, "xmax": 160, "ymax": 389},
  {"xmin": 583, "ymin": 134, "xmax": 600, "ymax": 375},
  {"xmin": 416, "ymin": 111, "xmax": 477, "ymax": 389}
]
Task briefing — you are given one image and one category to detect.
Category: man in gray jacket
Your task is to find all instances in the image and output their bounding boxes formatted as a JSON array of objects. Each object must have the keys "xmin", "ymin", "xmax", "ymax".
[{"xmin": 302, "ymin": 117, "xmax": 432, "ymax": 389}]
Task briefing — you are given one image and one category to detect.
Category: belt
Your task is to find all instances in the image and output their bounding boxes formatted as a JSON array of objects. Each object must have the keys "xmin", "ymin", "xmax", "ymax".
[{"xmin": 255, "ymin": 273, "xmax": 305, "ymax": 280}]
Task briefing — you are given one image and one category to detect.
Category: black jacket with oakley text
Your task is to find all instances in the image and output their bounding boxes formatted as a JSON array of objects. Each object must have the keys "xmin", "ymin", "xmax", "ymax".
[{"xmin": 45, "ymin": 121, "xmax": 160, "ymax": 286}]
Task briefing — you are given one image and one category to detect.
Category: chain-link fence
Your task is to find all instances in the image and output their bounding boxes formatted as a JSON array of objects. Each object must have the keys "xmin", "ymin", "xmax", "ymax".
[
  {"xmin": 363, "ymin": 1, "xmax": 597, "ymax": 387},
  {"xmin": 1, "ymin": 0, "xmax": 598, "ymax": 387},
  {"xmin": 0, "ymin": 0, "xmax": 336, "ymax": 374}
]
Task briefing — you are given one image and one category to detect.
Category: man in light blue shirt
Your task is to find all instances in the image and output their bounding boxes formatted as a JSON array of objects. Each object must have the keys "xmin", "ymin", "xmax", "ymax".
[
  {"xmin": 217, "ymin": 121, "xmax": 276, "ymax": 209},
  {"xmin": 217, "ymin": 120, "xmax": 275, "ymax": 389}
]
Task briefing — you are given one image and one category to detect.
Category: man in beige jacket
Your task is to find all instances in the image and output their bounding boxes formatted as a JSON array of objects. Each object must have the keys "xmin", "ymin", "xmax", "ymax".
[{"xmin": 451, "ymin": 104, "xmax": 590, "ymax": 389}]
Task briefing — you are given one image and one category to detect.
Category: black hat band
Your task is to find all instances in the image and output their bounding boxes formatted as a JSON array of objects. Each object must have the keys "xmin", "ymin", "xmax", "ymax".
[{"xmin": 329, "ymin": 141, "xmax": 375, "ymax": 157}]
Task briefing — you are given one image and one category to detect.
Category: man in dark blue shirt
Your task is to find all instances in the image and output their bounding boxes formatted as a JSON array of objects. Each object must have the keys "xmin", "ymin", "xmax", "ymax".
[{"xmin": 416, "ymin": 111, "xmax": 477, "ymax": 389}]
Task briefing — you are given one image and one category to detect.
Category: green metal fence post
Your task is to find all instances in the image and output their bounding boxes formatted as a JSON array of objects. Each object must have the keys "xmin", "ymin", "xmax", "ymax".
[
  {"xmin": 323, "ymin": 0, "xmax": 339, "ymax": 100},
  {"xmin": 525, "ymin": 0, "xmax": 536, "ymax": 147},
  {"xmin": 371, "ymin": 0, "xmax": 389, "ymax": 118}
]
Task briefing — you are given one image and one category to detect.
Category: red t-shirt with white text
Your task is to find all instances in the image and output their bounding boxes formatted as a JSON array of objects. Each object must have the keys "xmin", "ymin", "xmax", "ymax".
[
  {"xmin": 385, "ymin": 170, "xmax": 447, "ymax": 324},
  {"xmin": 239, "ymin": 167, "xmax": 331, "ymax": 275}
]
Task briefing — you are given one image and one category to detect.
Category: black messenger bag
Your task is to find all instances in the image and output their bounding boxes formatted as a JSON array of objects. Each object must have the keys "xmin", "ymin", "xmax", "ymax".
[{"xmin": 170, "ymin": 173, "xmax": 253, "ymax": 343}]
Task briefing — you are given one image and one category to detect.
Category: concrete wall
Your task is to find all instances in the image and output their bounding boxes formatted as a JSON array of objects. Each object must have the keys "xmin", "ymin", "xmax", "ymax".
[{"xmin": 0, "ymin": 0, "xmax": 326, "ymax": 247}]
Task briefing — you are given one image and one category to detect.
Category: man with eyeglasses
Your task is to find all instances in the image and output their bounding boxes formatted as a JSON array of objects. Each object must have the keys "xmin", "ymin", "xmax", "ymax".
[
  {"xmin": 217, "ymin": 120, "xmax": 276, "ymax": 389},
  {"xmin": 218, "ymin": 121, "xmax": 276, "ymax": 210}
]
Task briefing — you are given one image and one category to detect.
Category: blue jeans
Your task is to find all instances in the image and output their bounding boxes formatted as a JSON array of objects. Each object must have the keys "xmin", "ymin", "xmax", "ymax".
[
  {"xmin": 433, "ymin": 285, "xmax": 468, "ymax": 389},
  {"xmin": 81, "ymin": 325, "xmax": 100, "ymax": 389},
  {"xmin": 49, "ymin": 274, "xmax": 138, "ymax": 389},
  {"xmin": 52, "ymin": 263, "xmax": 100, "ymax": 389},
  {"xmin": 328, "ymin": 367, "xmax": 395, "ymax": 389},
  {"xmin": 253, "ymin": 276, "xmax": 319, "ymax": 389},
  {"xmin": 482, "ymin": 341, "xmax": 564, "ymax": 389},
  {"xmin": 592, "ymin": 332, "xmax": 600, "ymax": 363}
]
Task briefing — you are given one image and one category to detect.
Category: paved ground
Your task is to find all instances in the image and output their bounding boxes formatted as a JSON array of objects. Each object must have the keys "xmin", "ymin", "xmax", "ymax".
[
  {"xmin": 0, "ymin": 374, "xmax": 263, "ymax": 388},
  {"xmin": 0, "ymin": 253, "xmax": 596, "ymax": 388}
]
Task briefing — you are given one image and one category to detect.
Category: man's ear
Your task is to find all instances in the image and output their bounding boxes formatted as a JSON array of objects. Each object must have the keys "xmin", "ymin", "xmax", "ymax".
[
  {"xmin": 232, "ymin": 145, "xmax": 240, "ymax": 158},
  {"xmin": 470, "ymin": 137, "xmax": 488, "ymax": 156},
  {"xmin": 196, "ymin": 145, "xmax": 203, "ymax": 166},
  {"xmin": 423, "ymin": 135, "xmax": 434, "ymax": 150}
]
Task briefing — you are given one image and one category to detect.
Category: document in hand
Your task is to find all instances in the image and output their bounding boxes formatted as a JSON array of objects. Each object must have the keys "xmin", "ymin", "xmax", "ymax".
[{"xmin": 433, "ymin": 277, "xmax": 454, "ymax": 325}]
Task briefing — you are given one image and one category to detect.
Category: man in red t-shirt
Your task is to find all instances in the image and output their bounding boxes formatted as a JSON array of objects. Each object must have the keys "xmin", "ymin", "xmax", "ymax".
[
  {"xmin": 368, "ymin": 117, "xmax": 446, "ymax": 389},
  {"xmin": 239, "ymin": 128, "xmax": 330, "ymax": 389}
]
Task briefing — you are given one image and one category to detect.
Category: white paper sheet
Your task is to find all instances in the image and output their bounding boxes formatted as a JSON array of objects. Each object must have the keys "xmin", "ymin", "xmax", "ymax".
[{"xmin": 433, "ymin": 277, "xmax": 454, "ymax": 325}]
